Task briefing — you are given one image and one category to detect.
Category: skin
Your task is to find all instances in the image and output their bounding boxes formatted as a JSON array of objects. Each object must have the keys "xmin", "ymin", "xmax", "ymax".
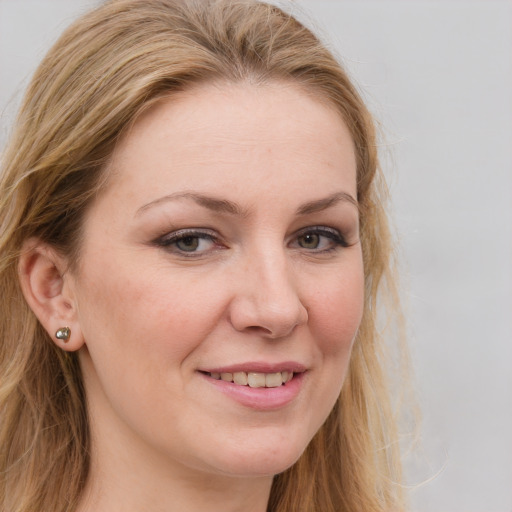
[{"xmin": 23, "ymin": 81, "xmax": 364, "ymax": 512}]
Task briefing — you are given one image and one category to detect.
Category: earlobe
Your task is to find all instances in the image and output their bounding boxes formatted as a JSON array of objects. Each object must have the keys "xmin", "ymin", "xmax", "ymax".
[{"xmin": 18, "ymin": 239, "xmax": 84, "ymax": 351}]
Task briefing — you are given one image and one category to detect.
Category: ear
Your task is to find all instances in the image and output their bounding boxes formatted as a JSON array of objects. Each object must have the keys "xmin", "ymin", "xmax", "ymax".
[{"xmin": 18, "ymin": 238, "xmax": 85, "ymax": 352}]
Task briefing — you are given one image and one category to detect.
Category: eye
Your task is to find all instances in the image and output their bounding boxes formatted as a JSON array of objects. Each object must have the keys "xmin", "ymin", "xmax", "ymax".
[
  {"xmin": 292, "ymin": 226, "xmax": 347, "ymax": 252},
  {"xmin": 297, "ymin": 232, "xmax": 321, "ymax": 249},
  {"xmin": 155, "ymin": 229, "xmax": 220, "ymax": 256},
  {"xmin": 175, "ymin": 235, "xmax": 201, "ymax": 252}
]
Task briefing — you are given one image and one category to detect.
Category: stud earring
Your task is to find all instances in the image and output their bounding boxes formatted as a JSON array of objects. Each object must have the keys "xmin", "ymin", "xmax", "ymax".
[{"xmin": 55, "ymin": 327, "xmax": 71, "ymax": 342}]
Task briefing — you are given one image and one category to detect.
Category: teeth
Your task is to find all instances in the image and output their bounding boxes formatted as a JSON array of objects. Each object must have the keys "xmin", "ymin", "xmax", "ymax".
[
  {"xmin": 282, "ymin": 370, "xmax": 292, "ymax": 383},
  {"xmin": 233, "ymin": 371, "xmax": 248, "ymax": 385},
  {"xmin": 265, "ymin": 372, "xmax": 283, "ymax": 388},
  {"xmin": 247, "ymin": 372, "xmax": 266, "ymax": 388},
  {"xmin": 220, "ymin": 372, "xmax": 233, "ymax": 382},
  {"xmin": 208, "ymin": 371, "xmax": 294, "ymax": 387}
]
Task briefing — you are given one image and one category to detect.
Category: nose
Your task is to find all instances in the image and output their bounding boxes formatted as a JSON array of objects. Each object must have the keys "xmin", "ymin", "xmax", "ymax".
[{"xmin": 228, "ymin": 248, "xmax": 308, "ymax": 339}]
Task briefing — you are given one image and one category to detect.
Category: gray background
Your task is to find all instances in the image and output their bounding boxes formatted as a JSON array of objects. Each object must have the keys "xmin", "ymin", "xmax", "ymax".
[{"xmin": 1, "ymin": 1, "xmax": 511, "ymax": 511}]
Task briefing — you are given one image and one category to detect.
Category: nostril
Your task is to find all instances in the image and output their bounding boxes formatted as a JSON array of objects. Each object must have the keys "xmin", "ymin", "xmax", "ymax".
[
  {"xmin": 246, "ymin": 325, "xmax": 268, "ymax": 332},
  {"xmin": 245, "ymin": 323, "xmax": 299, "ymax": 339}
]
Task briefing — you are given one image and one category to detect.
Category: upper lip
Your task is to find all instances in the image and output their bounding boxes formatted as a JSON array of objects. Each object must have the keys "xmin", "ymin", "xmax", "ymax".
[{"xmin": 199, "ymin": 361, "xmax": 307, "ymax": 374}]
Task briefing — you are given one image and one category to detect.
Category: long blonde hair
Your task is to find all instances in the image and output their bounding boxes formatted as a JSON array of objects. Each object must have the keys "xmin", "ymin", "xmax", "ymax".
[{"xmin": 0, "ymin": 1, "xmax": 406, "ymax": 510}]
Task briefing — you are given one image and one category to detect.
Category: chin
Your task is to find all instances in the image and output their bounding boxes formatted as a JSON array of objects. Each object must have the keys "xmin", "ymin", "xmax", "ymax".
[
  {"xmin": 202, "ymin": 430, "xmax": 311, "ymax": 478},
  {"xmin": 215, "ymin": 455, "xmax": 301, "ymax": 479}
]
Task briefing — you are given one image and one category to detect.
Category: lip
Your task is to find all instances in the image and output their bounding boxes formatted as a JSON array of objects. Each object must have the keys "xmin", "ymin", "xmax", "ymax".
[
  {"xmin": 200, "ymin": 361, "xmax": 307, "ymax": 374},
  {"xmin": 198, "ymin": 361, "xmax": 307, "ymax": 411}
]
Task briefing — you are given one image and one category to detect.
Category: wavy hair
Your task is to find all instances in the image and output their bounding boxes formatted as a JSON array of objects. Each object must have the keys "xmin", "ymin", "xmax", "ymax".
[{"xmin": 0, "ymin": 1, "xmax": 406, "ymax": 510}]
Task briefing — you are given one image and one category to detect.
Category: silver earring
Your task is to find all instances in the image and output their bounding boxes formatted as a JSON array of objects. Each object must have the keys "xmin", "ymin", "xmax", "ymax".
[{"xmin": 55, "ymin": 327, "xmax": 71, "ymax": 342}]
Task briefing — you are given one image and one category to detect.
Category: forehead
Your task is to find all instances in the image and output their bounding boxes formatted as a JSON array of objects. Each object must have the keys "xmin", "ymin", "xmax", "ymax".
[{"xmin": 105, "ymin": 81, "xmax": 357, "ymax": 203}]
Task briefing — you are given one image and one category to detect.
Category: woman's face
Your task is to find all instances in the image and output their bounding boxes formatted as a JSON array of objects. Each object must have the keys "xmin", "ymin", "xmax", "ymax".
[{"xmin": 71, "ymin": 82, "xmax": 364, "ymax": 478}]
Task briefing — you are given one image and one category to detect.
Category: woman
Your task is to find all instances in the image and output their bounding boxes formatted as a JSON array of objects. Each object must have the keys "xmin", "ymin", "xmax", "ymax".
[{"xmin": 0, "ymin": 0, "xmax": 406, "ymax": 511}]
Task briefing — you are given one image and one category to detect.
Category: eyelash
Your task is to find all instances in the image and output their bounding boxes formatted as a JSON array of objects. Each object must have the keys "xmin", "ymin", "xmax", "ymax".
[
  {"xmin": 155, "ymin": 229, "xmax": 220, "ymax": 257},
  {"xmin": 293, "ymin": 226, "xmax": 348, "ymax": 252},
  {"xmin": 154, "ymin": 226, "xmax": 348, "ymax": 257}
]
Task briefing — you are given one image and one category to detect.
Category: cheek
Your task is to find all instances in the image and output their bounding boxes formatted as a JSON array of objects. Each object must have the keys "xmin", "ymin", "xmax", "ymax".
[
  {"xmin": 73, "ymin": 257, "xmax": 230, "ymax": 433},
  {"xmin": 75, "ymin": 255, "xmax": 226, "ymax": 366},
  {"xmin": 308, "ymin": 265, "xmax": 365, "ymax": 357},
  {"xmin": 294, "ymin": 264, "xmax": 364, "ymax": 450}
]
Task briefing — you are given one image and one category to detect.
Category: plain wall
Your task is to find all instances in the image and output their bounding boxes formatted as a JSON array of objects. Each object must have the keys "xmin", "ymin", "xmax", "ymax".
[{"xmin": 1, "ymin": 1, "xmax": 511, "ymax": 511}]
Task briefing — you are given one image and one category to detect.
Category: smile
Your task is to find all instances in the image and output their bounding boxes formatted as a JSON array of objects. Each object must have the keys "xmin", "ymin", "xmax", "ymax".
[{"xmin": 205, "ymin": 371, "xmax": 293, "ymax": 388}]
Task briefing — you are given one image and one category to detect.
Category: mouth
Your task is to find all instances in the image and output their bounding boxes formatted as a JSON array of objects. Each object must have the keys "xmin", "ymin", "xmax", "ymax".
[
  {"xmin": 202, "ymin": 370, "xmax": 294, "ymax": 388},
  {"xmin": 198, "ymin": 364, "xmax": 306, "ymax": 410}
]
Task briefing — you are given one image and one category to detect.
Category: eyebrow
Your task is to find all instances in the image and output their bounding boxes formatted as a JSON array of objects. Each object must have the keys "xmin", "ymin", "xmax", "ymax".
[
  {"xmin": 136, "ymin": 190, "xmax": 358, "ymax": 217},
  {"xmin": 136, "ymin": 192, "xmax": 248, "ymax": 217},
  {"xmin": 296, "ymin": 191, "xmax": 358, "ymax": 215}
]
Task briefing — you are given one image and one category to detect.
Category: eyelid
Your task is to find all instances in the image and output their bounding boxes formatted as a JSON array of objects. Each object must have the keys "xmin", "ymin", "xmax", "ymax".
[
  {"xmin": 154, "ymin": 228, "xmax": 223, "ymax": 257},
  {"xmin": 292, "ymin": 225, "xmax": 349, "ymax": 248},
  {"xmin": 153, "ymin": 225, "xmax": 351, "ymax": 257},
  {"xmin": 156, "ymin": 228, "xmax": 217, "ymax": 245}
]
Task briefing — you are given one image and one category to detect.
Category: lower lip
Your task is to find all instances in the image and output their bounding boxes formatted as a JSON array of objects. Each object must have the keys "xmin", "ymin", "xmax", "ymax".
[{"xmin": 200, "ymin": 372, "xmax": 305, "ymax": 411}]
